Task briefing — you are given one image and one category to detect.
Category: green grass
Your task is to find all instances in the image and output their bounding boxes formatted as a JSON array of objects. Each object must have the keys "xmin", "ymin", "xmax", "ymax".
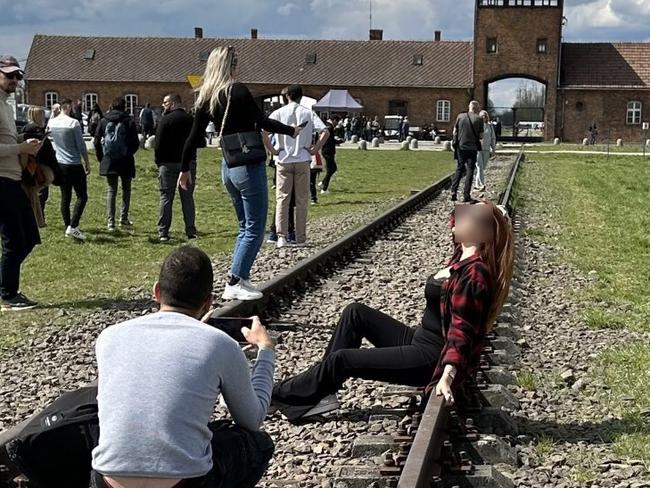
[
  {"xmin": 534, "ymin": 436, "xmax": 556, "ymax": 461},
  {"xmin": 517, "ymin": 152, "xmax": 650, "ymax": 462},
  {"xmin": 523, "ymin": 142, "xmax": 650, "ymax": 154},
  {"xmin": 517, "ymin": 371, "xmax": 538, "ymax": 391},
  {"xmin": 0, "ymin": 148, "xmax": 453, "ymax": 346}
]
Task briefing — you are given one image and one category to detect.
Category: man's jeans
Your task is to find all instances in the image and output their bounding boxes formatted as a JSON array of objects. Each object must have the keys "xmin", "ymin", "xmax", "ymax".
[
  {"xmin": 450, "ymin": 149, "xmax": 478, "ymax": 202},
  {"xmin": 0, "ymin": 178, "xmax": 40, "ymax": 300},
  {"xmin": 158, "ymin": 162, "xmax": 197, "ymax": 238},
  {"xmin": 221, "ymin": 161, "xmax": 267, "ymax": 281},
  {"xmin": 106, "ymin": 175, "xmax": 132, "ymax": 225},
  {"xmin": 90, "ymin": 420, "xmax": 274, "ymax": 488}
]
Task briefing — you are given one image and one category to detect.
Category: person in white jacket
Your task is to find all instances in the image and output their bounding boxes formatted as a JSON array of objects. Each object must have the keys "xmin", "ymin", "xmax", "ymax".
[{"xmin": 474, "ymin": 110, "xmax": 497, "ymax": 192}]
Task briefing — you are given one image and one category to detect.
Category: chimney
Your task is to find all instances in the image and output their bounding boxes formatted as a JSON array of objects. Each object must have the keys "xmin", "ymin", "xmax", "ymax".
[
  {"xmin": 434, "ymin": 31, "xmax": 441, "ymax": 42},
  {"xmin": 369, "ymin": 29, "xmax": 383, "ymax": 41},
  {"xmin": 251, "ymin": 28, "xmax": 258, "ymax": 39},
  {"xmin": 194, "ymin": 27, "xmax": 203, "ymax": 39}
]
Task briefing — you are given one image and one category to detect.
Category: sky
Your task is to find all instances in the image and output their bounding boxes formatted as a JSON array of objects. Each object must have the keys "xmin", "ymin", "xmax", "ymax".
[{"xmin": 2, "ymin": 0, "xmax": 650, "ymax": 63}]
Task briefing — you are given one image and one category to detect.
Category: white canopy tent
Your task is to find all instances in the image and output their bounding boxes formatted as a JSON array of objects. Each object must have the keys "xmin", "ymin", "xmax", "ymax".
[{"xmin": 312, "ymin": 89, "xmax": 363, "ymax": 113}]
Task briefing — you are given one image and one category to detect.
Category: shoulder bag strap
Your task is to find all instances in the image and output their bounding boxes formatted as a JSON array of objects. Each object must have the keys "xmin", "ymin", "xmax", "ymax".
[{"xmin": 218, "ymin": 85, "xmax": 233, "ymax": 140}]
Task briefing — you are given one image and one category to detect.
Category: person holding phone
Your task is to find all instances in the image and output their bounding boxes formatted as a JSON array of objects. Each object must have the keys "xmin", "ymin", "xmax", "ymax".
[
  {"xmin": 263, "ymin": 84, "xmax": 329, "ymax": 248},
  {"xmin": 91, "ymin": 246, "xmax": 277, "ymax": 488}
]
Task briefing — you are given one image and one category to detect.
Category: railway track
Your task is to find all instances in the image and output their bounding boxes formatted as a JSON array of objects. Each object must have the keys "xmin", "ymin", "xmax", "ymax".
[{"xmin": 0, "ymin": 152, "xmax": 522, "ymax": 488}]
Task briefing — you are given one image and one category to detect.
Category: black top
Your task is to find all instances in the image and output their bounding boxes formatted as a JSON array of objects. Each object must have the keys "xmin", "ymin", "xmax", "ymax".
[
  {"xmin": 20, "ymin": 122, "xmax": 46, "ymax": 141},
  {"xmin": 416, "ymin": 276, "xmax": 445, "ymax": 349},
  {"xmin": 321, "ymin": 121, "xmax": 342, "ymax": 157},
  {"xmin": 93, "ymin": 109, "xmax": 140, "ymax": 178},
  {"xmin": 154, "ymin": 108, "xmax": 194, "ymax": 166},
  {"xmin": 454, "ymin": 112, "xmax": 484, "ymax": 151},
  {"xmin": 181, "ymin": 82, "xmax": 295, "ymax": 172}
]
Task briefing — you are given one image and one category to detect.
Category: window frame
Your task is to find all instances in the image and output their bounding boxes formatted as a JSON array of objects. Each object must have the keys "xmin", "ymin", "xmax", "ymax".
[
  {"xmin": 627, "ymin": 101, "xmax": 642, "ymax": 125},
  {"xmin": 125, "ymin": 94, "xmax": 138, "ymax": 115},
  {"xmin": 536, "ymin": 38, "xmax": 548, "ymax": 54},
  {"xmin": 44, "ymin": 91, "xmax": 58, "ymax": 109},
  {"xmin": 83, "ymin": 93, "xmax": 98, "ymax": 113},
  {"xmin": 436, "ymin": 100, "xmax": 451, "ymax": 122},
  {"xmin": 486, "ymin": 37, "xmax": 498, "ymax": 54}
]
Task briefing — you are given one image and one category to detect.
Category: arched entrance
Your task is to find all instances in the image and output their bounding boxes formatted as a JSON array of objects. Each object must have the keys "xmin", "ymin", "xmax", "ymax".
[
  {"xmin": 254, "ymin": 94, "xmax": 319, "ymax": 114},
  {"xmin": 486, "ymin": 76, "xmax": 546, "ymax": 141}
]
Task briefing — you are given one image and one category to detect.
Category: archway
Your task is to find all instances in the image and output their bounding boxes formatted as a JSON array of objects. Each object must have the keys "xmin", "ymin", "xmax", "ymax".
[
  {"xmin": 486, "ymin": 77, "xmax": 546, "ymax": 141},
  {"xmin": 255, "ymin": 94, "xmax": 319, "ymax": 115}
]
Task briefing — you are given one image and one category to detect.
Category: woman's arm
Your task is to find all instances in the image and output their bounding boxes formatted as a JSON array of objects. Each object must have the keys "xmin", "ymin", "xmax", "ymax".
[
  {"xmin": 236, "ymin": 83, "xmax": 295, "ymax": 136},
  {"xmin": 181, "ymin": 105, "xmax": 210, "ymax": 172}
]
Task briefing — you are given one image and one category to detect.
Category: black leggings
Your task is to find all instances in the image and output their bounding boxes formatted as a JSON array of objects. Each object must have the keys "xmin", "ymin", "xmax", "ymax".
[
  {"xmin": 272, "ymin": 303, "xmax": 441, "ymax": 409},
  {"xmin": 59, "ymin": 164, "xmax": 88, "ymax": 229}
]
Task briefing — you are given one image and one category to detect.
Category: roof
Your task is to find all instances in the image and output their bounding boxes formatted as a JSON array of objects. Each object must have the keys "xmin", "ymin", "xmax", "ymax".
[
  {"xmin": 26, "ymin": 35, "xmax": 474, "ymax": 89},
  {"xmin": 313, "ymin": 89, "xmax": 364, "ymax": 111},
  {"xmin": 561, "ymin": 43, "xmax": 650, "ymax": 88}
]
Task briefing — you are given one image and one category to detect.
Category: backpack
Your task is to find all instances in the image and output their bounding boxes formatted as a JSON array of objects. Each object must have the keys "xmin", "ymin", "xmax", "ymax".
[
  {"xmin": 5, "ymin": 385, "xmax": 99, "ymax": 488},
  {"xmin": 102, "ymin": 120, "xmax": 129, "ymax": 160}
]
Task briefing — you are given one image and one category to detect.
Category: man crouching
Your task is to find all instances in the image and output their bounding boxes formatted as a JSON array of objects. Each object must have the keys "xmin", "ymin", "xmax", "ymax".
[{"xmin": 90, "ymin": 246, "xmax": 276, "ymax": 488}]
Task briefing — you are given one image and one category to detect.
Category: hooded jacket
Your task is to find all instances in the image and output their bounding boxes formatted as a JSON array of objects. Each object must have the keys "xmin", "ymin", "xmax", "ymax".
[{"xmin": 93, "ymin": 109, "xmax": 140, "ymax": 177}]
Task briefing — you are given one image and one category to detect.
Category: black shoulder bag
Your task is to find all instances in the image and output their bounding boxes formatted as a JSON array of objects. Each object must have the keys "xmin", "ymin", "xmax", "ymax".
[{"xmin": 219, "ymin": 85, "xmax": 267, "ymax": 168}]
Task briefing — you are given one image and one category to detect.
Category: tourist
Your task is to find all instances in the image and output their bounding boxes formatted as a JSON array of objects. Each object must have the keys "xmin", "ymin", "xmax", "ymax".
[
  {"xmin": 588, "ymin": 123, "xmax": 598, "ymax": 145},
  {"xmin": 93, "ymin": 97, "xmax": 140, "ymax": 232},
  {"xmin": 139, "ymin": 102, "xmax": 155, "ymax": 142},
  {"xmin": 90, "ymin": 246, "xmax": 276, "ymax": 488},
  {"xmin": 450, "ymin": 100, "xmax": 484, "ymax": 202},
  {"xmin": 474, "ymin": 110, "xmax": 496, "ymax": 192},
  {"xmin": 71, "ymin": 99, "xmax": 84, "ymax": 129},
  {"xmin": 88, "ymin": 103, "xmax": 103, "ymax": 138},
  {"xmin": 319, "ymin": 114, "xmax": 340, "ymax": 194},
  {"xmin": 180, "ymin": 46, "xmax": 300, "ymax": 301},
  {"xmin": 205, "ymin": 120, "xmax": 216, "ymax": 145},
  {"xmin": 50, "ymin": 103, "xmax": 61, "ymax": 119},
  {"xmin": 271, "ymin": 201, "xmax": 513, "ymax": 420},
  {"xmin": 0, "ymin": 55, "xmax": 42, "ymax": 311},
  {"xmin": 21, "ymin": 106, "xmax": 50, "ymax": 218},
  {"xmin": 48, "ymin": 98, "xmax": 90, "ymax": 241},
  {"xmin": 401, "ymin": 116, "xmax": 410, "ymax": 142},
  {"xmin": 344, "ymin": 116, "xmax": 351, "ymax": 141},
  {"xmin": 155, "ymin": 93, "xmax": 196, "ymax": 242},
  {"xmin": 309, "ymin": 135, "xmax": 324, "ymax": 204},
  {"xmin": 265, "ymin": 84, "xmax": 328, "ymax": 248}
]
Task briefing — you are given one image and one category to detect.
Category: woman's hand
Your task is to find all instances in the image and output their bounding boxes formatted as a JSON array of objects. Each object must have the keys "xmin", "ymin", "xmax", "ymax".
[
  {"xmin": 435, "ymin": 372, "xmax": 455, "ymax": 406},
  {"xmin": 434, "ymin": 267, "xmax": 451, "ymax": 280},
  {"xmin": 293, "ymin": 126, "xmax": 303, "ymax": 138}
]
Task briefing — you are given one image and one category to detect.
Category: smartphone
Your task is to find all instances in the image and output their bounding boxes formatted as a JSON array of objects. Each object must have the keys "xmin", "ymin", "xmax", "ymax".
[
  {"xmin": 206, "ymin": 317, "xmax": 252, "ymax": 343},
  {"xmin": 298, "ymin": 120, "xmax": 309, "ymax": 128}
]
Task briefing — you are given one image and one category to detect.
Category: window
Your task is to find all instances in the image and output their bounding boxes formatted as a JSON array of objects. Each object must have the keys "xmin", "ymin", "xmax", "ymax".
[
  {"xmin": 388, "ymin": 100, "xmax": 408, "ymax": 117},
  {"xmin": 487, "ymin": 37, "xmax": 498, "ymax": 54},
  {"xmin": 627, "ymin": 101, "xmax": 642, "ymax": 125},
  {"xmin": 125, "ymin": 94, "xmax": 138, "ymax": 115},
  {"xmin": 84, "ymin": 93, "xmax": 98, "ymax": 112},
  {"xmin": 436, "ymin": 100, "xmax": 451, "ymax": 122},
  {"xmin": 83, "ymin": 49, "xmax": 96, "ymax": 61},
  {"xmin": 413, "ymin": 54, "xmax": 424, "ymax": 66},
  {"xmin": 537, "ymin": 38, "xmax": 548, "ymax": 54},
  {"xmin": 44, "ymin": 92, "xmax": 58, "ymax": 109},
  {"xmin": 305, "ymin": 53, "xmax": 317, "ymax": 64}
]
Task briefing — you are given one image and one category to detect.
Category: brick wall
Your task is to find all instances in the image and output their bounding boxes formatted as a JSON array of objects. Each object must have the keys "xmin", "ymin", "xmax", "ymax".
[
  {"xmin": 473, "ymin": 4, "xmax": 564, "ymax": 139},
  {"xmin": 558, "ymin": 89, "xmax": 650, "ymax": 143},
  {"xmin": 27, "ymin": 80, "xmax": 471, "ymax": 133}
]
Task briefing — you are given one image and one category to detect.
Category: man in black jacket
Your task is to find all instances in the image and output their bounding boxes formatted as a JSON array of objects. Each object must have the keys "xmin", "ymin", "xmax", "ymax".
[
  {"xmin": 155, "ymin": 94, "xmax": 196, "ymax": 242},
  {"xmin": 93, "ymin": 97, "xmax": 140, "ymax": 232},
  {"xmin": 319, "ymin": 115, "xmax": 341, "ymax": 193}
]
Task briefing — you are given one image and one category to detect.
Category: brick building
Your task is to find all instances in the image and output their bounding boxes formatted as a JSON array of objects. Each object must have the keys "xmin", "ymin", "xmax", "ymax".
[{"xmin": 24, "ymin": 0, "xmax": 650, "ymax": 142}]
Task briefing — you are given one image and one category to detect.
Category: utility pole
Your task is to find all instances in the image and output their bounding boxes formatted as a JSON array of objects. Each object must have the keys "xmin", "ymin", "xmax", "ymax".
[{"xmin": 369, "ymin": 0, "xmax": 373, "ymax": 30}]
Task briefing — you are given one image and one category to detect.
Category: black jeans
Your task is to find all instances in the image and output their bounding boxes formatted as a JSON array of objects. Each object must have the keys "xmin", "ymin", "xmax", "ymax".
[
  {"xmin": 450, "ymin": 149, "xmax": 478, "ymax": 202},
  {"xmin": 0, "ymin": 178, "xmax": 40, "ymax": 300},
  {"xmin": 59, "ymin": 164, "xmax": 88, "ymax": 229},
  {"xmin": 310, "ymin": 169, "xmax": 320, "ymax": 202},
  {"xmin": 106, "ymin": 174, "xmax": 132, "ymax": 225},
  {"xmin": 272, "ymin": 303, "xmax": 441, "ymax": 418},
  {"xmin": 321, "ymin": 154, "xmax": 337, "ymax": 191},
  {"xmin": 90, "ymin": 421, "xmax": 273, "ymax": 488},
  {"xmin": 158, "ymin": 162, "xmax": 197, "ymax": 238}
]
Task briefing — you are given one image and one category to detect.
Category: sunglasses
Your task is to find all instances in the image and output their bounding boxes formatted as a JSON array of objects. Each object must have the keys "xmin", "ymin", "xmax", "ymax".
[{"xmin": 2, "ymin": 71, "xmax": 23, "ymax": 81}]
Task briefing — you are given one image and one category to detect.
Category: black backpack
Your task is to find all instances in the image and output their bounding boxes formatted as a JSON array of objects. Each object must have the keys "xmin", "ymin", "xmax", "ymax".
[{"xmin": 4, "ymin": 385, "xmax": 99, "ymax": 488}]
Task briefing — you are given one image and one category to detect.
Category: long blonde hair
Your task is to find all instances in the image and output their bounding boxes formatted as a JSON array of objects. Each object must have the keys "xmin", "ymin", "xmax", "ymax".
[
  {"xmin": 194, "ymin": 46, "xmax": 236, "ymax": 114},
  {"xmin": 27, "ymin": 106, "xmax": 46, "ymax": 128}
]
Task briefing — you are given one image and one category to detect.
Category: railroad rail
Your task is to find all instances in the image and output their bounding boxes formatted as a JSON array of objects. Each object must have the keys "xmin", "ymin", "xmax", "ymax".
[{"xmin": 395, "ymin": 147, "xmax": 525, "ymax": 488}]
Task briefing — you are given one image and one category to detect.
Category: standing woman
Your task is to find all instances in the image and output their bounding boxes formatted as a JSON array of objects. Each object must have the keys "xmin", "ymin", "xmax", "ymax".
[
  {"xmin": 21, "ymin": 106, "xmax": 52, "ymax": 223},
  {"xmin": 180, "ymin": 46, "xmax": 300, "ymax": 301},
  {"xmin": 474, "ymin": 110, "xmax": 496, "ymax": 192}
]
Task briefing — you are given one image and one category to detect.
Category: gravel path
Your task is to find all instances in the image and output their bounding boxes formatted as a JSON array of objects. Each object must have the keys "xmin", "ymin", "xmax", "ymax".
[{"xmin": 506, "ymin": 159, "xmax": 650, "ymax": 488}]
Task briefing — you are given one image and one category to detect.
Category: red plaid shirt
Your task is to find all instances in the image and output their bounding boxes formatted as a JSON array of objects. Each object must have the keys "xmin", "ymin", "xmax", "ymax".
[{"xmin": 428, "ymin": 212, "xmax": 492, "ymax": 389}]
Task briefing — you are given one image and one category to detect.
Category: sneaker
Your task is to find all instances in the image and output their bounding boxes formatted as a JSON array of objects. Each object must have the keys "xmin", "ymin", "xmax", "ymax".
[
  {"xmin": 301, "ymin": 395, "xmax": 340, "ymax": 418},
  {"xmin": 65, "ymin": 226, "xmax": 86, "ymax": 242},
  {"xmin": 159, "ymin": 235, "xmax": 170, "ymax": 243},
  {"xmin": 317, "ymin": 181, "xmax": 323, "ymax": 188},
  {"xmin": 119, "ymin": 219, "xmax": 133, "ymax": 227},
  {"xmin": 267, "ymin": 231, "xmax": 278, "ymax": 244},
  {"xmin": 320, "ymin": 189, "xmax": 329, "ymax": 195},
  {"xmin": 277, "ymin": 236, "xmax": 290, "ymax": 248},
  {"xmin": 287, "ymin": 231, "xmax": 296, "ymax": 243},
  {"xmin": 222, "ymin": 281, "xmax": 263, "ymax": 301},
  {"xmin": 1, "ymin": 293, "xmax": 38, "ymax": 311},
  {"xmin": 187, "ymin": 235, "xmax": 198, "ymax": 242},
  {"xmin": 311, "ymin": 200, "xmax": 318, "ymax": 205},
  {"xmin": 107, "ymin": 223, "xmax": 116, "ymax": 232}
]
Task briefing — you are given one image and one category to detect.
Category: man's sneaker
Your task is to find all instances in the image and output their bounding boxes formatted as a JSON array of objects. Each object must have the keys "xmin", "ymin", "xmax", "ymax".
[
  {"xmin": 317, "ymin": 181, "xmax": 323, "ymax": 188},
  {"xmin": 107, "ymin": 223, "xmax": 116, "ymax": 232},
  {"xmin": 119, "ymin": 219, "xmax": 133, "ymax": 227},
  {"xmin": 1, "ymin": 293, "xmax": 38, "ymax": 311},
  {"xmin": 267, "ymin": 231, "xmax": 278, "ymax": 244},
  {"xmin": 320, "ymin": 189, "xmax": 329, "ymax": 195},
  {"xmin": 311, "ymin": 200, "xmax": 317, "ymax": 205},
  {"xmin": 65, "ymin": 226, "xmax": 86, "ymax": 242},
  {"xmin": 301, "ymin": 395, "xmax": 340, "ymax": 419},
  {"xmin": 187, "ymin": 235, "xmax": 198, "ymax": 242},
  {"xmin": 159, "ymin": 235, "xmax": 170, "ymax": 243},
  {"xmin": 287, "ymin": 231, "xmax": 296, "ymax": 243},
  {"xmin": 277, "ymin": 236, "xmax": 290, "ymax": 248},
  {"xmin": 222, "ymin": 281, "xmax": 263, "ymax": 301}
]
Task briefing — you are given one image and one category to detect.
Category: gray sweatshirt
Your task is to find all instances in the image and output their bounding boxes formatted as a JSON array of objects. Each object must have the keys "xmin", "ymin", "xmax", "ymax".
[
  {"xmin": 47, "ymin": 113, "xmax": 88, "ymax": 165},
  {"xmin": 91, "ymin": 311, "xmax": 275, "ymax": 478}
]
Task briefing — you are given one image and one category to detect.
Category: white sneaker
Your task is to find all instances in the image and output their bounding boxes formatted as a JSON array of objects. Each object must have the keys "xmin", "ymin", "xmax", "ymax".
[
  {"xmin": 277, "ymin": 236, "xmax": 290, "ymax": 248},
  {"xmin": 302, "ymin": 395, "xmax": 340, "ymax": 418},
  {"xmin": 222, "ymin": 281, "xmax": 263, "ymax": 301},
  {"xmin": 320, "ymin": 189, "xmax": 329, "ymax": 194},
  {"xmin": 65, "ymin": 226, "xmax": 86, "ymax": 241},
  {"xmin": 317, "ymin": 181, "xmax": 323, "ymax": 188}
]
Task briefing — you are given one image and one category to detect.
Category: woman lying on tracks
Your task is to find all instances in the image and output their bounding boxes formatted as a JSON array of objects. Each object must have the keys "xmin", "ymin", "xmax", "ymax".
[{"xmin": 271, "ymin": 200, "xmax": 514, "ymax": 421}]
